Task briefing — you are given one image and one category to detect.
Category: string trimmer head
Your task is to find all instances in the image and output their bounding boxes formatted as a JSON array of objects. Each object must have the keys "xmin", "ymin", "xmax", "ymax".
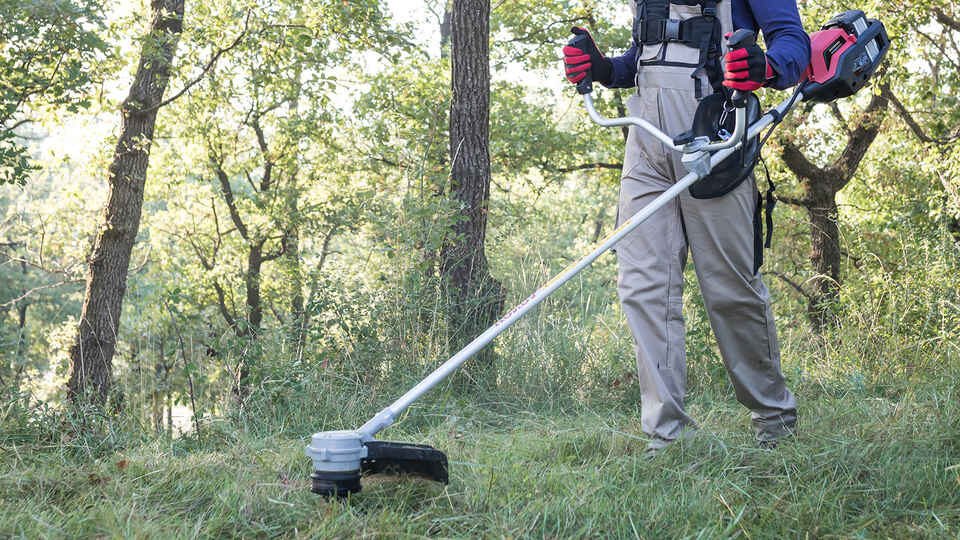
[{"xmin": 306, "ymin": 431, "xmax": 448, "ymax": 497}]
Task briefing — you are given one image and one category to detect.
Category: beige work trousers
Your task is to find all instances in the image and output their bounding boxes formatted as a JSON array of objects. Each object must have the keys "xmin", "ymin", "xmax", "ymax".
[{"xmin": 616, "ymin": 65, "xmax": 797, "ymax": 443}]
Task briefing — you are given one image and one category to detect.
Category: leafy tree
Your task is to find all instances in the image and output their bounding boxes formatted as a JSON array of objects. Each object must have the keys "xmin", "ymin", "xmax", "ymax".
[
  {"xmin": 67, "ymin": 0, "xmax": 186, "ymax": 405},
  {"xmin": 162, "ymin": 0, "xmax": 398, "ymax": 399}
]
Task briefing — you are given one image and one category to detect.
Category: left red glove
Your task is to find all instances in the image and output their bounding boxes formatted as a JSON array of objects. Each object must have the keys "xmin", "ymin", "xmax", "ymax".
[
  {"xmin": 723, "ymin": 41, "xmax": 775, "ymax": 92},
  {"xmin": 563, "ymin": 28, "xmax": 613, "ymax": 86}
]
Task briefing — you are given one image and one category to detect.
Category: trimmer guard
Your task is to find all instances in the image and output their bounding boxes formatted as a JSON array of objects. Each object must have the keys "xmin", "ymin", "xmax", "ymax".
[{"xmin": 362, "ymin": 441, "xmax": 449, "ymax": 483}]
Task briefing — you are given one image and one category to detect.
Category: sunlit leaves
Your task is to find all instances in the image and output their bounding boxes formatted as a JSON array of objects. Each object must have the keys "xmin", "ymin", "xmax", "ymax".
[{"xmin": 0, "ymin": 0, "xmax": 106, "ymax": 185}]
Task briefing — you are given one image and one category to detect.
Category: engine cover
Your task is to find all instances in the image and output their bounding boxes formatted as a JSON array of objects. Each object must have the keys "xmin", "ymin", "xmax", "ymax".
[{"xmin": 802, "ymin": 11, "xmax": 890, "ymax": 104}]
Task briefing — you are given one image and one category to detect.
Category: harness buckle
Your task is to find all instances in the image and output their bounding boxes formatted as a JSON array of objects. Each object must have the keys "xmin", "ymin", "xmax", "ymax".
[{"xmin": 701, "ymin": 0, "xmax": 718, "ymax": 17}]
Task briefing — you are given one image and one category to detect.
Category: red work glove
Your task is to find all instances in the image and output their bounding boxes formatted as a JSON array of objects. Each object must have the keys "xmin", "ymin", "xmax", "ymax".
[
  {"xmin": 563, "ymin": 27, "xmax": 613, "ymax": 86},
  {"xmin": 723, "ymin": 39, "xmax": 775, "ymax": 92}
]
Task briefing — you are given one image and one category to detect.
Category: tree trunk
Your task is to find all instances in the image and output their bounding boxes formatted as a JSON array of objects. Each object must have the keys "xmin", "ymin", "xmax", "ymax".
[
  {"xmin": 440, "ymin": 1, "xmax": 452, "ymax": 58},
  {"xmin": 7, "ymin": 258, "xmax": 29, "ymax": 389},
  {"xmin": 14, "ymin": 299, "xmax": 27, "ymax": 386},
  {"xmin": 285, "ymin": 224, "xmax": 307, "ymax": 361},
  {"xmin": 442, "ymin": 0, "xmax": 505, "ymax": 379},
  {"xmin": 779, "ymin": 91, "xmax": 888, "ymax": 332},
  {"xmin": 807, "ymin": 195, "xmax": 842, "ymax": 329},
  {"xmin": 284, "ymin": 89, "xmax": 307, "ymax": 362},
  {"xmin": 233, "ymin": 241, "xmax": 265, "ymax": 399},
  {"xmin": 67, "ymin": 0, "xmax": 185, "ymax": 405},
  {"xmin": 244, "ymin": 242, "xmax": 265, "ymax": 337}
]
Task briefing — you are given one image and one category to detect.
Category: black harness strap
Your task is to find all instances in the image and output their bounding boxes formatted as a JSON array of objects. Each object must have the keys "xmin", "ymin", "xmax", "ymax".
[{"xmin": 759, "ymin": 156, "xmax": 777, "ymax": 249}]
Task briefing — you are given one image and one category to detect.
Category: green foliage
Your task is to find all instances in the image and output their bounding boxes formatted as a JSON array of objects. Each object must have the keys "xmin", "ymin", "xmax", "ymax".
[{"xmin": 0, "ymin": 0, "xmax": 106, "ymax": 185}]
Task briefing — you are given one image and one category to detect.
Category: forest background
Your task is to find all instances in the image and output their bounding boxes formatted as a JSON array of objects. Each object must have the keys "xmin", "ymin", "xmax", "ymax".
[{"xmin": 1, "ymin": 0, "xmax": 958, "ymax": 537}]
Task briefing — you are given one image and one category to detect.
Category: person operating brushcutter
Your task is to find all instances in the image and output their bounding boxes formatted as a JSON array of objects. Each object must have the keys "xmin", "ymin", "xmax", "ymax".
[{"xmin": 562, "ymin": 0, "xmax": 810, "ymax": 453}]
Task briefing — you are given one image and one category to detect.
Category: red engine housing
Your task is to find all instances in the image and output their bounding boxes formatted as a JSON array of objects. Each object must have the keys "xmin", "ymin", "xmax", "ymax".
[{"xmin": 802, "ymin": 11, "xmax": 890, "ymax": 104}]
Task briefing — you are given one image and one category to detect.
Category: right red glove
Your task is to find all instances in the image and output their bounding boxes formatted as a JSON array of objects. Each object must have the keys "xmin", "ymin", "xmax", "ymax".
[
  {"xmin": 563, "ymin": 27, "xmax": 613, "ymax": 85},
  {"xmin": 723, "ymin": 37, "xmax": 775, "ymax": 92}
]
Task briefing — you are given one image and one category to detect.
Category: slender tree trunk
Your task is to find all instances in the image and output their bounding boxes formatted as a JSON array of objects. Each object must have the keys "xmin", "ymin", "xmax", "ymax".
[
  {"xmin": 285, "ymin": 223, "xmax": 307, "ymax": 361},
  {"xmin": 166, "ymin": 390, "xmax": 173, "ymax": 435},
  {"xmin": 440, "ymin": 0, "xmax": 452, "ymax": 58},
  {"xmin": 154, "ymin": 336, "xmax": 166, "ymax": 433},
  {"xmin": 67, "ymin": 0, "xmax": 185, "ymax": 405},
  {"xmin": 14, "ymin": 300, "xmax": 27, "ymax": 386},
  {"xmin": 442, "ymin": 0, "xmax": 505, "ymax": 378},
  {"xmin": 7, "ymin": 258, "xmax": 29, "ymax": 390},
  {"xmin": 233, "ymin": 241, "xmax": 264, "ymax": 399},
  {"xmin": 807, "ymin": 195, "xmax": 842, "ymax": 329},
  {"xmin": 284, "ymin": 86, "xmax": 307, "ymax": 362}
]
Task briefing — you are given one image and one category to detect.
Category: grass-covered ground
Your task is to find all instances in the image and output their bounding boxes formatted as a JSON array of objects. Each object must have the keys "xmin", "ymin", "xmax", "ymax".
[{"xmin": 3, "ymin": 380, "xmax": 958, "ymax": 538}]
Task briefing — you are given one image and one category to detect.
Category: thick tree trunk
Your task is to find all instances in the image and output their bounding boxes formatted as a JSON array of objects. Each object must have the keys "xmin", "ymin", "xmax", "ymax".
[
  {"xmin": 779, "ymin": 91, "xmax": 888, "ymax": 332},
  {"xmin": 807, "ymin": 195, "xmax": 842, "ymax": 329},
  {"xmin": 442, "ymin": 0, "xmax": 505, "ymax": 377},
  {"xmin": 67, "ymin": 0, "xmax": 184, "ymax": 405}
]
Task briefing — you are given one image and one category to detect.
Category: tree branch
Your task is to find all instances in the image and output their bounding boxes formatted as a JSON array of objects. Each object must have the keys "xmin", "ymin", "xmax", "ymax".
[
  {"xmin": 829, "ymin": 103, "xmax": 852, "ymax": 136},
  {"xmin": 881, "ymin": 83, "xmax": 960, "ymax": 145},
  {"xmin": 826, "ymin": 90, "xmax": 889, "ymax": 188},
  {"xmin": 210, "ymin": 155, "xmax": 249, "ymax": 241},
  {"xmin": 261, "ymin": 242, "xmax": 286, "ymax": 262},
  {"xmin": 142, "ymin": 10, "xmax": 253, "ymax": 114},
  {"xmin": 553, "ymin": 162, "xmax": 623, "ymax": 174},
  {"xmin": 934, "ymin": 8, "xmax": 960, "ymax": 33},
  {"xmin": 249, "ymin": 115, "xmax": 273, "ymax": 192},
  {"xmin": 212, "ymin": 281, "xmax": 237, "ymax": 331},
  {"xmin": 780, "ymin": 138, "xmax": 824, "ymax": 182},
  {"xmin": 767, "ymin": 271, "xmax": 812, "ymax": 300},
  {"xmin": 0, "ymin": 279, "xmax": 84, "ymax": 308},
  {"xmin": 776, "ymin": 194, "xmax": 811, "ymax": 207}
]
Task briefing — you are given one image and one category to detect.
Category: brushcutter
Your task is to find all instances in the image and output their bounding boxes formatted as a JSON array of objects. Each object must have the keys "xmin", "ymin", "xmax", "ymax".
[{"xmin": 306, "ymin": 12, "xmax": 889, "ymax": 498}]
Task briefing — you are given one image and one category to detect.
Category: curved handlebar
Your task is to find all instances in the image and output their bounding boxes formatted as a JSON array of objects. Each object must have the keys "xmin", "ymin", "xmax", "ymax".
[
  {"xmin": 581, "ymin": 94, "xmax": 746, "ymax": 154},
  {"xmin": 582, "ymin": 94, "xmax": 682, "ymax": 150},
  {"xmin": 573, "ymin": 30, "xmax": 757, "ymax": 154}
]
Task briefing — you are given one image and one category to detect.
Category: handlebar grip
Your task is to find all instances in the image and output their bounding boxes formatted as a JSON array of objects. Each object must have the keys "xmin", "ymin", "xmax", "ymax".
[
  {"xmin": 726, "ymin": 29, "xmax": 757, "ymax": 106},
  {"xmin": 568, "ymin": 32, "xmax": 594, "ymax": 95},
  {"xmin": 577, "ymin": 74, "xmax": 594, "ymax": 95},
  {"xmin": 727, "ymin": 29, "xmax": 756, "ymax": 50}
]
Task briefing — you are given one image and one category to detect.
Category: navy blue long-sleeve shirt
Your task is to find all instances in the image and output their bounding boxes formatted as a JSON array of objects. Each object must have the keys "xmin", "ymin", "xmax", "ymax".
[{"xmin": 608, "ymin": 0, "xmax": 810, "ymax": 90}]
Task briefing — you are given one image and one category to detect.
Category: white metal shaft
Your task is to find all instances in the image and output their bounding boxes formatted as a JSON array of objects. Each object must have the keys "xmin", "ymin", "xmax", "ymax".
[{"xmin": 356, "ymin": 92, "xmax": 802, "ymax": 441}]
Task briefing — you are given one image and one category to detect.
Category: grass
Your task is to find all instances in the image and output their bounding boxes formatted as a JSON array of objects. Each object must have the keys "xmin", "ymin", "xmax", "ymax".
[
  {"xmin": 2, "ymin": 220, "xmax": 957, "ymax": 538},
  {"xmin": 2, "ymin": 380, "xmax": 958, "ymax": 539}
]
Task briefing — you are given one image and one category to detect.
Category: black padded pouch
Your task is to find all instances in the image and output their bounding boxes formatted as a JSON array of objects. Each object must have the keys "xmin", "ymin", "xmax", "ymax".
[{"xmin": 686, "ymin": 92, "xmax": 761, "ymax": 199}]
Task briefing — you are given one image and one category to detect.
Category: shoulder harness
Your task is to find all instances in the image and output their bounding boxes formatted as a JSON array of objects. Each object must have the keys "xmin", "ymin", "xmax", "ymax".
[{"xmin": 633, "ymin": 0, "xmax": 725, "ymax": 99}]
